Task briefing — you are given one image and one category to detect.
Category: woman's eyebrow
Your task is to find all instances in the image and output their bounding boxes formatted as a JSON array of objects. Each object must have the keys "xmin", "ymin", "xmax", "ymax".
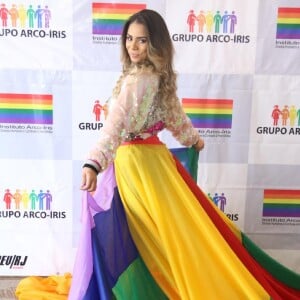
[{"xmin": 127, "ymin": 33, "xmax": 148, "ymax": 39}]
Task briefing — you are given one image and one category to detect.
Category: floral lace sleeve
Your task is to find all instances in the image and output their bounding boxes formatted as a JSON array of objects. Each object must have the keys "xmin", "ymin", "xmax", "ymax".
[
  {"xmin": 165, "ymin": 98, "xmax": 200, "ymax": 147},
  {"xmin": 85, "ymin": 70, "xmax": 159, "ymax": 171}
]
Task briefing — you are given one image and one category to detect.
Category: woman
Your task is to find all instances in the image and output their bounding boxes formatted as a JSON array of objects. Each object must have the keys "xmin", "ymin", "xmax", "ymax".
[
  {"xmin": 81, "ymin": 11, "xmax": 204, "ymax": 190},
  {"xmin": 16, "ymin": 9, "xmax": 300, "ymax": 300},
  {"xmin": 76, "ymin": 9, "xmax": 300, "ymax": 300}
]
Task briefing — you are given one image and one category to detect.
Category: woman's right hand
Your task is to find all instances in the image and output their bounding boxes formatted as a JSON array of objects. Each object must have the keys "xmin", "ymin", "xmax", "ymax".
[
  {"xmin": 193, "ymin": 138, "xmax": 205, "ymax": 152},
  {"xmin": 81, "ymin": 167, "xmax": 98, "ymax": 192}
]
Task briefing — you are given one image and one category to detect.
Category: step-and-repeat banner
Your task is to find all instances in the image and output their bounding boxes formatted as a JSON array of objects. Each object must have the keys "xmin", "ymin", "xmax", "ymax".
[{"xmin": 0, "ymin": 0, "xmax": 299, "ymax": 276}]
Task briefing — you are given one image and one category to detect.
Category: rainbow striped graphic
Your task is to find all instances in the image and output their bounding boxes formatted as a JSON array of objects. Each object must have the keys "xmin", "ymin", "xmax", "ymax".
[
  {"xmin": 182, "ymin": 98, "xmax": 233, "ymax": 129},
  {"xmin": 92, "ymin": 3, "xmax": 146, "ymax": 35},
  {"xmin": 263, "ymin": 189, "xmax": 300, "ymax": 218},
  {"xmin": 0, "ymin": 93, "xmax": 53, "ymax": 124},
  {"xmin": 276, "ymin": 7, "xmax": 300, "ymax": 39}
]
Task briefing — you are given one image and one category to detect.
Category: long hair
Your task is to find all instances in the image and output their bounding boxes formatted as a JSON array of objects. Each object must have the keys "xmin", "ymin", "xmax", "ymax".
[
  {"xmin": 113, "ymin": 9, "xmax": 179, "ymax": 117},
  {"xmin": 121, "ymin": 9, "xmax": 173, "ymax": 72}
]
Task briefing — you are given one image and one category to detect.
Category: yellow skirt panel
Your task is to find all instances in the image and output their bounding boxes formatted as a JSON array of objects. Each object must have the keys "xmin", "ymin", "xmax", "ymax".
[{"xmin": 114, "ymin": 143, "xmax": 269, "ymax": 300}]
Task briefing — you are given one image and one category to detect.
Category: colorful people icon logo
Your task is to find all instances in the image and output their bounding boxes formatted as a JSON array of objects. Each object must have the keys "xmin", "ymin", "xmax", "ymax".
[
  {"xmin": 270, "ymin": 104, "xmax": 300, "ymax": 127},
  {"xmin": 2, "ymin": 188, "xmax": 53, "ymax": 211},
  {"xmin": 186, "ymin": 10, "xmax": 238, "ymax": 34},
  {"xmin": 0, "ymin": 4, "xmax": 51, "ymax": 29}
]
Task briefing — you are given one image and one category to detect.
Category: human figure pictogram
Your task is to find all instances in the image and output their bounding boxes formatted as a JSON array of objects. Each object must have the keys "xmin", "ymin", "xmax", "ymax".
[
  {"xmin": 221, "ymin": 11, "xmax": 230, "ymax": 33},
  {"xmin": 102, "ymin": 103, "xmax": 109, "ymax": 120},
  {"xmin": 229, "ymin": 11, "xmax": 237, "ymax": 33},
  {"xmin": 29, "ymin": 190, "xmax": 38, "ymax": 210},
  {"xmin": 43, "ymin": 6, "xmax": 51, "ymax": 28},
  {"xmin": 289, "ymin": 105, "xmax": 297, "ymax": 127},
  {"xmin": 93, "ymin": 100, "xmax": 103, "ymax": 122},
  {"xmin": 0, "ymin": 4, "xmax": 9, "ymax": 27},
  {"xmin": 213, "ymin": 11, "xmax": 222, "ymax": 33},
  {"xmin": 196, "ymin": 10, "xmax": 206, "ymax": 33},
  {"xmin": 207, "ymin": 193, "xmax": 213, "ymax": 202},
  {"xmin": 13, "ymin": 189, "xmax": 22, "ymax": 209},
  {"xmin": 205, "ymin": 11, "xmax": 214, "ymax": 33},
  {"xmin": 3, "ymin": 189, "xmax": 14, "ymax": 209},
  {"xmin": 281, "ymin": 105, "xmax": 289, "ymax": 126},
  {"xmin": 27, "ymin": 5, "xmax": 35, "ymax": 28},
  {"xmin": 22, "ymin": 189, "xmax": 30, "ymax": 209},
  {"xmin": 38, "ymin": 190, "xmax": 46, "ymax": 210},
  {"xmin": 18, "ymin": 5, "xmax": 27, "ymax": 28},
  {"xmin": 45, "ymin": 190, "xmax": 52, "ymax": 210},
  {"xmin": 213, "ymin": 193, "xmax": 219, "ymax": 206},
  {"xmin": 9, "ymin": 4, "xmax": 18, "ymax": 27},
  {"xmin": 187, "ymin": 9, "xmax": 197, "ymax": 33},
  {"xmin": 218, "ymin": 193, "xmax": 227, "ymax": 212},
  {"xmin": 297, "ymin": 107, "xmax": 300, "ymax": 126},
  {"xmin": 271, "ymin": 105, "xmax": 281, "ymax": 126},
  {"xmin": 35, "ymin": 5, "xmax": 43, "ymax": 28}
]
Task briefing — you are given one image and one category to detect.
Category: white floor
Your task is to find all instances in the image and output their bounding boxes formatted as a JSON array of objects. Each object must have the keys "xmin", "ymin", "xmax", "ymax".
[{"xmin": 0, "ymin": 277, "xmax": 21, "ymax": 300}]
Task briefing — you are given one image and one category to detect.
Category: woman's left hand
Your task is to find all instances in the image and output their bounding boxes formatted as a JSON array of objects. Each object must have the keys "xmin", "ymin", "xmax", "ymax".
[{"xmin": 81, "ymin": 167, "xmax": 98, "ymax": 192}]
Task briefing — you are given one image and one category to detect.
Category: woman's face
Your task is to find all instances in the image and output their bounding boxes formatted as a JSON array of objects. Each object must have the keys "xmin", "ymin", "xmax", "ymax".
[{"xmin": 126, "ymin": 21, "xmax": 148, "ymax": 64}]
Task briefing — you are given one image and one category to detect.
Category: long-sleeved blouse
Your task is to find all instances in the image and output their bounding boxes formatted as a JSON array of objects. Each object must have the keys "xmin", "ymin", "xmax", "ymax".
[{"xmin": 86, "ymin": 66, "xmax": 200, "ymax": 172}]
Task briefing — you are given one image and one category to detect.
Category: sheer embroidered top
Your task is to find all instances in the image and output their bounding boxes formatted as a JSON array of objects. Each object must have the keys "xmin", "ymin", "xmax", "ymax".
[{"xmin": 85, "ymin": 66, "xmax": 200, "ymax": 172}]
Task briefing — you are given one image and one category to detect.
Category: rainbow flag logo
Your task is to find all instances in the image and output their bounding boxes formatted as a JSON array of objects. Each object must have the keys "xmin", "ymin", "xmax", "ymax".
[
  {"xmin": 263, "ymin": 189, "xmax": 300, "ymax": 218},
  {"xmin": 182, "ymin": 98, "xmax": 233, "ymax": 129},
  {"xmin": 276, "ymin": 7, "xmax": 300, "ymax": 39},
  {"xmin": 0, "ymin": 93, "xmax": 53, "ymax": 124},
  {"xmin": 92, "ymin": 3, "xmax": 146, "ymax": 35}
]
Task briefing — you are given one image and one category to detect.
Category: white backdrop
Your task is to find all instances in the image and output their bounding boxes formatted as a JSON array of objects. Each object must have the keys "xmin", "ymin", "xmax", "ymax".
[{"xmin": 0, "ymin": 0, "xmax": 299, "ymax": 276}]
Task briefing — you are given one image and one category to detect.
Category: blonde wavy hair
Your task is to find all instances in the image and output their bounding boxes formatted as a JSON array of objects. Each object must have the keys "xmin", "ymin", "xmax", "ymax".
[{"xmin": 112, "ymin": 9, "xmax": 180, "ymax": 120}]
